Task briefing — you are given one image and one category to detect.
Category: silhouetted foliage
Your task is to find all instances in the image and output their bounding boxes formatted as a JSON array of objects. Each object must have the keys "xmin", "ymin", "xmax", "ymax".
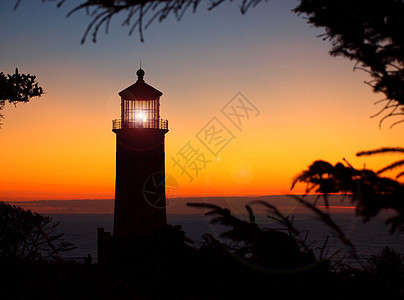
[
  {"xmin": 187, "ymin": 202, "xmax": 334, "ymax": 271},
  {"xmin": 337, "ymin": 247, "xmax": 404, "ymax": 299},
  {"xmin": 367, "ymin": 247, "xmax": 403, "ymax": 284},
  {"xmin": 0, "ymin": 201, "xmax": 75, "ymax": 260},
  {"xmin": 335, "ymin": 247, "xmax": 404, "ymax": 300},
  {"xmin": 1, "ymin": 203, "xmax": 402, "ymax": 299},
  {"xmin": 0, "ymin": 68, "xmax": 44, "ymax": 127},
  {"xmin": 295, "ymin": 0, "xmax": 404, "ymax": 127},
  {"xmin": 14, "ymin": 0, "xmax": 252, "ymax": 45},
  {"xmin": 36, "ymin": 0, "xmax": 261, "ymax": 43},
  {"xmin": 292, "ymin": 160, "xmax": 404, "ymax": 233},
  {"xmin": 289, "ymin": 196, "xmax": 357, "ymax": 258},
  {"xmin": 95, "ymin": 203, "xmax": 344, "ymax": 298},
  {"xmin": 357, "ymin": 146, "xmax": 404, "ymax": 179}
]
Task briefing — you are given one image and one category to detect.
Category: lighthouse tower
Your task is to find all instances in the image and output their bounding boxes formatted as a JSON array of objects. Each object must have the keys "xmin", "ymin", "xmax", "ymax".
[{"xmin": 112, "ymin": 68, "xmax": 169, "ymax": 239}]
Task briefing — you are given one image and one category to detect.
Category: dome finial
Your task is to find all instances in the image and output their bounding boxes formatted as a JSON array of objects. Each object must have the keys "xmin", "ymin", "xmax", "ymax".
[{"xmin": 136, "ymin": 62, "xmax": 145, "ymax": 82}]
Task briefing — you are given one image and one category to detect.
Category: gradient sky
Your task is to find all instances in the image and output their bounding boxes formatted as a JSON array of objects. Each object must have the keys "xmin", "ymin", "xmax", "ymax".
[{"xmin": 0, "ymin": 0, "xmax": 402, "ymax": 202}]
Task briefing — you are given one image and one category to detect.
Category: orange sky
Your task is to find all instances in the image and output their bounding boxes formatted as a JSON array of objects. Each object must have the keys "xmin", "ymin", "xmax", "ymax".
[
  {"xmin": 0, "ymin": 0, "xmax": 402, "ymax": 202},
  {"xmin": 1, "ymin": 64, "xmax": 401, "ymax": 202}
]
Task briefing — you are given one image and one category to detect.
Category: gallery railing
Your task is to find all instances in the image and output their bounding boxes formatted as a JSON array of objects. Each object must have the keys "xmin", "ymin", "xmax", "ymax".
[{"xmin": 112, "ymin": 119, "xmax": 168, "ymax": 130}]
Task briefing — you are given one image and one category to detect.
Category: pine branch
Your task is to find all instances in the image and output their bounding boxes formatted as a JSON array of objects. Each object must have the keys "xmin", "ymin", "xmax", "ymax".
[
  {"xmin": 377, "ymin": 159, "xmax": 404, "ymax": 174},
  {"xmin": 356, "ymin": 147, "xmax": 404, "ymax": 157}
]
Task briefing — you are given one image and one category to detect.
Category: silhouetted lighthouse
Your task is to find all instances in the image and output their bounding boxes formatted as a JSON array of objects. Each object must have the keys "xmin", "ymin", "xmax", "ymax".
[{"xmin": 112, "ymin": 68, "xmax": 169, "ymax": 239}]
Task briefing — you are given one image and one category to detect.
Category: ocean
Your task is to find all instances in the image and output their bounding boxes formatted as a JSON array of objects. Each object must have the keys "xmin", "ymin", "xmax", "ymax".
[{"xmin": 51, "ymin": 212, "xmax": 404, "ymax": 268}]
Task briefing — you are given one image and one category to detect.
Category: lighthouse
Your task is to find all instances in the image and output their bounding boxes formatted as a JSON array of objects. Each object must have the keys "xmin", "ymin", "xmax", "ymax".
[{"xmin": 112, "ymin": 68, "xmax": 169, "ymax": 239}]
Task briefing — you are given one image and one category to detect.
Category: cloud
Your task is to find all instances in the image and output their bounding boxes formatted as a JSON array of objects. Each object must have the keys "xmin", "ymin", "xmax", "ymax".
[{"xmin": 7, "ymin": 199, "xmax": 114, "ymax": 214}]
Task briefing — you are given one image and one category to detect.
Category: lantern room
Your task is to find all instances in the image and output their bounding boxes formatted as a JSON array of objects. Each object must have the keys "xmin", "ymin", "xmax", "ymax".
[
  {"xmin": 109, "ymin": 67, "xmax": 169, "ymax": 240},
  {"xmin": 112, "ymin": 68, "xmax": 168, "ymax": 131}
]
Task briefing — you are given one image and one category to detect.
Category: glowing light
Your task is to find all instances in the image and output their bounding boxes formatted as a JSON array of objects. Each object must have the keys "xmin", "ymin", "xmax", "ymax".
[{"xmin": 137, "ymin": 112, "xmax": 147, "ymax": 122}]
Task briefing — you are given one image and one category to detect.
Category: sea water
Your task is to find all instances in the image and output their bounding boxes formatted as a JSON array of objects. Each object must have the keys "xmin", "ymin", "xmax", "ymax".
[{"xmin": 50, "ymin": 212, "xmax": 404, "ymax": 267}]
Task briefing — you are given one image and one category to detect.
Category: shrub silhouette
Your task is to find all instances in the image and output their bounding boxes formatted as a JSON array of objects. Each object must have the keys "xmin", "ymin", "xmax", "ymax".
[
  {"xmin": 0, "ymin": 68, "xmax": 44, "ymax": 126},
  {"xmin": 1, "ymin": 201, "xmax": 403, "ymax": 299},
  {"xmin": 367, "ymin": 247, "xmax": 404, "ymax": 292},
  {"xmin": 292, "ymin": 160, "xmax": 404, "ymax": 233},
  {"xmin": 0, "ymin": 201, "xmax": 75, "ymax": 260}
]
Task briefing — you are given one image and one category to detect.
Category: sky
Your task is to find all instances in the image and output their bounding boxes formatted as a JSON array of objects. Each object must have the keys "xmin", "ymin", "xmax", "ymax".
[{"xmin": 0, "ymin": 0, "xmax": 402, "ymax": 203}]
